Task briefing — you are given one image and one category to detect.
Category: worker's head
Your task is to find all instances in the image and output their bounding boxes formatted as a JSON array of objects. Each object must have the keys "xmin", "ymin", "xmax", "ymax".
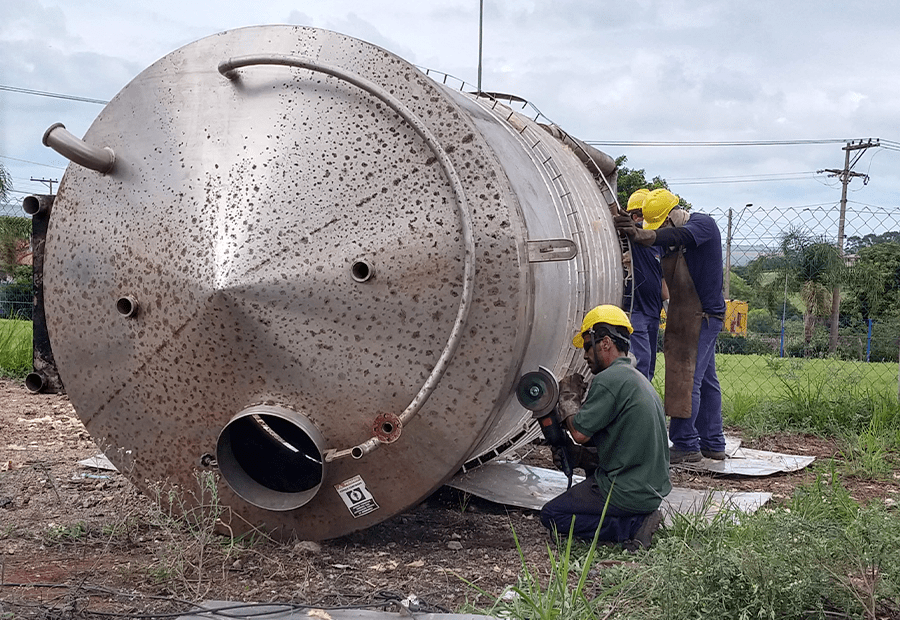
[
  {"xmin": 641, "ymin": 188, "xmax": 680, "ymax": 230},
  {"xmin": 573, "ymin": 305, "xmax": 632, "ymax": 372},
  {"xmin": 626, "ymin": 189, "xmax": 650, "ymax": 223}
]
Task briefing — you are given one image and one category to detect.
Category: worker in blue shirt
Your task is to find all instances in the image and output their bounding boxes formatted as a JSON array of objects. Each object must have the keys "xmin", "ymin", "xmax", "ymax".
[
  {"xmin": 623, "ymin": 189, "xmax": 668, "ymax": 381},
  {"xmin": 614, "ymin": 189, "xmax": 726, "ymax": 464}
]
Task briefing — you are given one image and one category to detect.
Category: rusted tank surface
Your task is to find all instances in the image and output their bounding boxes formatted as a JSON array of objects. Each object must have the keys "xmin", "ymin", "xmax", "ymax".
[{"xmin": 41, "ymin": 25, "xmax": 622, "ymax": 540}]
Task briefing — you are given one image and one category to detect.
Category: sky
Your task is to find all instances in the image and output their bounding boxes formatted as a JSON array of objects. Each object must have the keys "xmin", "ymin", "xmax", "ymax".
[{"xmin": 2, "ymin": 0, "xmax": 899, "ymax": 250}]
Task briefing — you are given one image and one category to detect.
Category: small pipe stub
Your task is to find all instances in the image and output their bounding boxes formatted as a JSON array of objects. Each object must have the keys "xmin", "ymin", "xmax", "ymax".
[
  {"xmin": 116, "ymin": 296, "xmax": 139, "ymax": 318},
  {"xmin": 22, "ymin": 195, "xmax": 54, "ymax": 216},
  {"xmin": 24, "ymin": 372, "xmax": 47, "ymax": 394},
  {"xmin": 43, "ymin": 123, "xmax": 115, "ymax": 174}
]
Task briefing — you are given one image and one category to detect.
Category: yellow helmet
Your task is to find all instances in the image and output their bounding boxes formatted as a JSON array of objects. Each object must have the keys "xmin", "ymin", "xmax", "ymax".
[
  {"xmin": 626, "ymin": 188, "xmax": 649, "ymax": 211},
  {"xmin": 572, "ymin": 305, "xmax": 634, "ymax": 348},
  {"xmin": 641, "ymin": 188, "xmax": 680, "ymax": 230}
]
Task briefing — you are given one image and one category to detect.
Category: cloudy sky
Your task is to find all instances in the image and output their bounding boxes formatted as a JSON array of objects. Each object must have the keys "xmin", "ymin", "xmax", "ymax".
[{"xmin": 2, "ymin": 0, "xmax": 898, "ymax": 247}]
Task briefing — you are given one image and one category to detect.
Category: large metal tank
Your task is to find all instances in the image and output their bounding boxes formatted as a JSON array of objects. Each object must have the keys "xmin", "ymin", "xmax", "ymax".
[{"xmin": 38, "ymin": 25, "xmax": 623, "ymax": 540}]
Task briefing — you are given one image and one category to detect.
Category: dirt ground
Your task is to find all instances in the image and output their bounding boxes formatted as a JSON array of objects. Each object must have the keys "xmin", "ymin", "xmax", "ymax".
[{"xmin": 1, "ymin": 378, "xmax": 899, "ymax": 619}]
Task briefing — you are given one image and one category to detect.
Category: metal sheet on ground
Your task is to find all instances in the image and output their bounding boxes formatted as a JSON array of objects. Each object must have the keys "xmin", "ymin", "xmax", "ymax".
[
  {"xmin": 177, "ymin": 601, "xmax": 498, "ymax": 620},
  {"xmin": 446, "ymin": 462, "xmax": 772, "ymax": 522},
  {"xmin": 674, "ymin": 446, "xmax": 815, "ymax": 476}
]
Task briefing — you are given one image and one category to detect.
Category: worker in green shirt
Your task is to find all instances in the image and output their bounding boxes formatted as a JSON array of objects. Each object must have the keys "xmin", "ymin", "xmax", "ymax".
[{"xmin": 540, "ymin": 305, "xmax": 671, "ymax": 549}]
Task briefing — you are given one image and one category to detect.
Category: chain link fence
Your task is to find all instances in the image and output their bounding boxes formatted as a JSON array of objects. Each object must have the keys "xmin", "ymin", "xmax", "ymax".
[{"xmin": 679, "ymin": 202, "xmax": 900, "ymax": 403}]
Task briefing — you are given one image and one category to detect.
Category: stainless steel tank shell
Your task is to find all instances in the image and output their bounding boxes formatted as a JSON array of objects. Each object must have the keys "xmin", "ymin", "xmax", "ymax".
[{"xmin": 42, "ymin": 25, "xmax": 622, "ymax": 540}]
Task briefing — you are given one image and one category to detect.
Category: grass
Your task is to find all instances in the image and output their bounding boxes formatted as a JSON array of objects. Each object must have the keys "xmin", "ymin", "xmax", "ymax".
[
  {"xmin": 0, "ymin": 317, "xmax": 31, "ymax": 378},
  {"xmin": 470, "ymin": 475, "xmax": 900, "ymax": 620}
]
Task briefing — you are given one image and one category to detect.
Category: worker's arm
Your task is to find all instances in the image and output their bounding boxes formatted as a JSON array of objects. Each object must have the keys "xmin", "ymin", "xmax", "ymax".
[
  {"xmin": 565, "ymin": 416, "xmax": 591, "ymax": 444},
  {"xmin": 661, "ymin": 277, "xmax": 670, "ymax": 302}
]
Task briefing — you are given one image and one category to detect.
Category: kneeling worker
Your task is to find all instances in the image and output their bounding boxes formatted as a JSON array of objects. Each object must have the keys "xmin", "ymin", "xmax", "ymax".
[{"xmin": 540, "ymin": 305, "xmax": 671, "ymax": 549}]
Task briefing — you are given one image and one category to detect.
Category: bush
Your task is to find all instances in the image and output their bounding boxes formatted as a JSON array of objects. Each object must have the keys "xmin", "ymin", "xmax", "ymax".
[{"xmin": 717, "ymin": 334, "xmax": 777, "ymax": 355}]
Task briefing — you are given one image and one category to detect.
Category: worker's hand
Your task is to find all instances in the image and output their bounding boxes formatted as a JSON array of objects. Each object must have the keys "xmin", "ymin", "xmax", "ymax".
[
  {"xmin": 559, "ymin": 373, "xmax": 587, "ymax": 402},
  {"xmin": 614, "ymin": 215, "xmax": 656, "ymax": 246},
  {"xmin": 550, "ymin": 440, "xmax": 574, "ymax": 472}
]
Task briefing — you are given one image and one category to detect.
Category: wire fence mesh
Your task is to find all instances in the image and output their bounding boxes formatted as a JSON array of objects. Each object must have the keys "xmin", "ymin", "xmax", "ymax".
[
  {"xmin": 1, "ymin": 193, "xmax": 898, "ymax": 401},
  {"xmin": 684, "ymin": 203, "xmax": 900, "ymax": 404}
]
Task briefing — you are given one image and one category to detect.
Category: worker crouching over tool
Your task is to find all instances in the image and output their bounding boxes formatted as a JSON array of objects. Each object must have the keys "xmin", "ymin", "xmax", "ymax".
[{"xmin": 539, "ymin": 305, "xmax": 671, "ymax": 550}]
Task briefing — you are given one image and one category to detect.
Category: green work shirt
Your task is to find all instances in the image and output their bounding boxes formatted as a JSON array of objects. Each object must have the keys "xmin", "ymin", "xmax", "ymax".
[{"xmin": 572, "ymin": 357, "xmax": 671, "ymax": 513}]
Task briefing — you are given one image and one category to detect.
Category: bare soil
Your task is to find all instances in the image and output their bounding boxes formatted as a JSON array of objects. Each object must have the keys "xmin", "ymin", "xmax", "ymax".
[{"xmin": 1, "ymin": 377, "xmax": 898, "ymax": 619}]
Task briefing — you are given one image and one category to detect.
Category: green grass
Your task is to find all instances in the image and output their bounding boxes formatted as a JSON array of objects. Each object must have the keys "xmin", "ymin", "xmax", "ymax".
[
  {"xmin": 470, "ymin": 474, "xmax": 900, "ymax": 620},
  {"xmin": 0, "ymin": 317, "xmax": 31, "ymax": 378}
]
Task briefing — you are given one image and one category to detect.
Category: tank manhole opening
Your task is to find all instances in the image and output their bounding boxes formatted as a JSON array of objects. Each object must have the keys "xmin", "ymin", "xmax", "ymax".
[
  {"xmin": 350, "ymin": 260, "xmax": 374, "ymax": 282},
  {"xmin": 116, "ymin": 296, "xmax": 138, "ymax": 318},
  {"xmin": 216, "ymin": 406, "xmax": 326, "ymax": 511}
]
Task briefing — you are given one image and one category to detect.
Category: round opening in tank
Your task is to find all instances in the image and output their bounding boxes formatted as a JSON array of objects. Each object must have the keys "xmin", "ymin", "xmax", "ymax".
[
  {"xmin": 216, "ymin": 405, "xmax": 327, "ymax": 511},
  {"xmin": 350, "ymin": 260, "xmax": 374, "ymax": 282}
]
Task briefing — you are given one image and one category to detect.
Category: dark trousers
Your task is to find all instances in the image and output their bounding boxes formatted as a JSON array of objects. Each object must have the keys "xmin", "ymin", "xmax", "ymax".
[
  {"xmin": 669, "ymin": 315, "xmax": 726, "ymax": 453},
  {"xmin": 630, "ymin": 310, "xmax": 660, "ymax": 381},
  {"xmin": 540, "ymin": 477, "xmax": 651, "ymax": 542}
]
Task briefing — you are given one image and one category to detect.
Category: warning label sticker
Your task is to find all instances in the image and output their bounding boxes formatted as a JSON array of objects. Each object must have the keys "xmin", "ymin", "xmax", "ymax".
[{"xmin": 335, "ymin": 475, "xmax": 380, "ymax": 518}]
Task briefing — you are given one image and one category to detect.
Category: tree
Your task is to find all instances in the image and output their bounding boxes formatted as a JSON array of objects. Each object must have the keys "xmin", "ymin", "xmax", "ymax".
[
  {"xmin": 0, "ymin": 163, "xmax": 9, "ymax": 203},
  {"xmin": 843, "ymin": 242, "xmax": 900, "ymax": 319},
  {"xmin": 615, "ymin": 156, "xmax": 692, "ymax": 211},
  {"xmin": 845, "ymin": 231, "xmax": 900, "ymax": 255},
  {"xmin": 778, "ymin": 228, "xmax": 847, "ymax": 348},
  {"xmin": 0, "ymin": 216, "xmax": 32, "ymax": 279}
]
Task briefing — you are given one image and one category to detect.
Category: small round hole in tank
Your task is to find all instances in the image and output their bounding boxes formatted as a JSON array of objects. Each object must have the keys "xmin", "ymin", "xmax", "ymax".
[
  {"xmin": 216, "ymin": 406, "xmax": 326, "ymax": 511},
  {"xmin": 351, "ymin": 260, "xmax": 374, "ymax": 282},
  {"xmin": 381, "ymin": 422, "xmax": 394, "ymax": 435},
  {"xmin": 116, "ymin": 296, "xmax": 138, "ymax": 318}
]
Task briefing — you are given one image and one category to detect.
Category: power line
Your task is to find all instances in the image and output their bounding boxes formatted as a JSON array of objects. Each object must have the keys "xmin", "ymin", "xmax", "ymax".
[
  {"xmin": 0, "ymin": 84, "xmax": 108, "ymax": 105},
  {"xmin": 0, "ymin": 155, "xmax": 66, "ymax": 170},
  {"xmin": 585, "ymin": 138, "xmax": 860, "ymax": 147}
]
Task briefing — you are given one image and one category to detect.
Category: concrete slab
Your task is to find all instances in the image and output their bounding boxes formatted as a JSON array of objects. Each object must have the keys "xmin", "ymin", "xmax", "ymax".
[{"xmin": 177, "ymin": 601, "xmax": 498, "ymax": 620}]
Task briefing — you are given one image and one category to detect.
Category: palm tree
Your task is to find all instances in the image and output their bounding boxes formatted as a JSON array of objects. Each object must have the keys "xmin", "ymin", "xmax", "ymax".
[{"xmin": 779, "ymin": 228, "xmax": 847, "ymax": 351}]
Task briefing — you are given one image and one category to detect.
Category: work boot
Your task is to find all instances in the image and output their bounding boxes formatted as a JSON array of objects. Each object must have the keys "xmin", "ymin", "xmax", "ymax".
[
  {"xmin": 669, "ymin": 448, "xmax": 702, "ymax": 464},
  {"xmin": 701, "ymin": 449, "xmax": 727, "ymax": 460},
  {"xmin": 627, "ymin": 509, "xmax": 664, "ymax": 551}
]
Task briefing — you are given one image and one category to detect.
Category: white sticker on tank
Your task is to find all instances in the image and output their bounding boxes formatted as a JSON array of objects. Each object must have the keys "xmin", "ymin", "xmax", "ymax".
[{"xmin": 335, "ymin": 475, "xmax": 380, "ymax": 518}]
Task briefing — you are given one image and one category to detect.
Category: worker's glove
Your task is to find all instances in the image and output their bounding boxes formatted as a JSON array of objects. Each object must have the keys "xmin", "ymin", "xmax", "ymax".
[
  {"xmin": 551, "ymin": 442, "xmax": 599, "ymax": 477},
  {"xmin": 613, "ymin": 215, "xmax": 657, "ymax": 246},
  {"xmin": 557, "ymin": 373, "xmax": 587, "ymax": 424}
]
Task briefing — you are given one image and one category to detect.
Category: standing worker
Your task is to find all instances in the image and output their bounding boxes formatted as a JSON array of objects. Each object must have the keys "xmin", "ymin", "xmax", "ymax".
[
  {"xmin": 614, "ymin": 189, "xmax": 727, "ymax": 464},
  {"xmin": 624, "ymin": 189, "xmax": 668, "ymax": 381},
  {"xmin": 540, "ymin": 305, "xmax": 670, "ymax": 549}
]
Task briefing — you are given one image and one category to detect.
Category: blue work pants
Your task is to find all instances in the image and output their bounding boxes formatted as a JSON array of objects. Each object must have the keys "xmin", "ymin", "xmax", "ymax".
[
  {"xmin": 669, "ymin": 316, "xmax": 725, "ymax": 453},
  {"xmin": 630, "ymin": 311, "xmax": 660, "ymax": 381}
]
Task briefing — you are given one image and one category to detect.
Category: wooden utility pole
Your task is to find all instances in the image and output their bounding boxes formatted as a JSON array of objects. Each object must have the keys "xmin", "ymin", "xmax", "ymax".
[{"xmin": 820, "ymin": 138, "xmax": 879, "ymax": 353}]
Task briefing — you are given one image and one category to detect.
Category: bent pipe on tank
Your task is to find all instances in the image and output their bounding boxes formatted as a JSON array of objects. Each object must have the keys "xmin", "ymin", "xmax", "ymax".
[
  {"xmin": 218, "ymin": 54, "xmax": 477, "ymax": 462},
  {"xmin": 42, "ymin": 123, "xmax": 115, "ymax": 174}
]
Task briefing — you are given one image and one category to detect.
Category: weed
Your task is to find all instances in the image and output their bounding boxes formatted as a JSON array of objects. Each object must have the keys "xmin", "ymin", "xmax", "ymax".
[
  {"xmin": 43, "ymin": 522, "xmax": 88, "ymax": 545},
  {"xmin": 147, "ymin": 470, "xmax": 240, "ymax": 597}
]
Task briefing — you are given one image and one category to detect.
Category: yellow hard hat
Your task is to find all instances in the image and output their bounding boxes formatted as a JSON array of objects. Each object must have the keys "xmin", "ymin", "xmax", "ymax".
[
  {"xmin": 641, "ymin": 188, "xmax": 680, "ymax": 230},
  {"xmin": 626, "ymin": 188, "xmax": 649, "ymax": 211},
  {"xmin": 572, "ymin": 304, "xmax": 634, "ymax": 348}
]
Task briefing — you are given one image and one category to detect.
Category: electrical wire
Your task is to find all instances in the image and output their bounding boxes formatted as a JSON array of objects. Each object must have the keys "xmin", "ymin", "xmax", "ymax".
[
  {"xmin": 0, "ymin": 84, "xmax": 108, "ymax": 105},
  {"xmin": 585, "ymin": 138, "xmax": 859, "ymax": 147}
]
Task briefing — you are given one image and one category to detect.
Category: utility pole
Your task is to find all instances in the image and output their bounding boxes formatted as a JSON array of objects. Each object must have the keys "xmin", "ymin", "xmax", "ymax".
[
  {"xmin": 725, "ymin": 208, "xmax": 732, "ymax": 300},
  {"xmin": 724, "ymin": 203, "xmax": 751, "ymax": 301},
  {"xmin": 30, "ymin": 177, "xmax": 58, "ymax": 195},
  {"xmin": 477, "ymin": 0, "xmax": 484, "ymax": 93},
  {"xmin": 819, "ymin": 138, "xmax": 879, "ymax": 353}
]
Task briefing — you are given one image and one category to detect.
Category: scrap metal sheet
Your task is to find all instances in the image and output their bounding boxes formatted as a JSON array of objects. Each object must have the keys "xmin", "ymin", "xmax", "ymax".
[
  {"xmin": 177, "ymin": 601, "xmax": 497, "ymax": 620},
  {"xmin": 446, "ymin": 462, "xmax": 772, "ymax": 523},
  {"xmin": 674, "ymin": 446, "xmax": 815, "ymax": 476}
]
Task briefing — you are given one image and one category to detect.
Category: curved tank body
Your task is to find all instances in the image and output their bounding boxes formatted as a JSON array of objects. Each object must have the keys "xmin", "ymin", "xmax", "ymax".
[{"xmin": 41, "ymin": 25, "xmax": 623, "ymax": 540}]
